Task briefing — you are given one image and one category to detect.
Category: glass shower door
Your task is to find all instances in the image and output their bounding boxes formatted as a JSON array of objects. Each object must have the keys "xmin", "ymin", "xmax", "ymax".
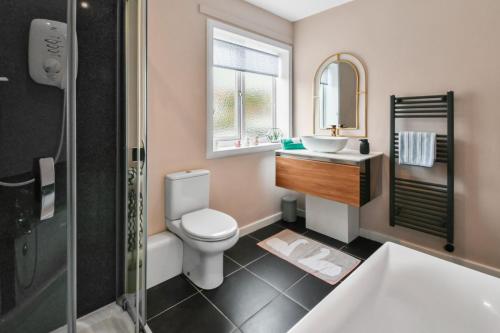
[
  {"xmin": 123, "ymin": 0, "xmax": 148, "ymax": 331},
  {"xmin": 0, "ymin": 0, "xmax": 75, "ymax": 332}
]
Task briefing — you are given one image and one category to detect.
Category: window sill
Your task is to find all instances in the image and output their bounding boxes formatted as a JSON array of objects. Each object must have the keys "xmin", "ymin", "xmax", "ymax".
[{"xmin": 207, "ymin": 142, "xmax": 281, "ymax": 159}]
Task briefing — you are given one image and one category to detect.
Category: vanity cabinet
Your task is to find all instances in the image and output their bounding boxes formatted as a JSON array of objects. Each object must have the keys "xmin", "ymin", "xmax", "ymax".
[
  {"xmin": 276, "ymin": 157, "xmax": 361, "ymax": 206},
  {"xmin": 275, "ymin": 149, "xmax": 382, "ymax": 242},
  {"xmin": 275, "ymin": 149, "xmax": 383, "ymax": 208}
]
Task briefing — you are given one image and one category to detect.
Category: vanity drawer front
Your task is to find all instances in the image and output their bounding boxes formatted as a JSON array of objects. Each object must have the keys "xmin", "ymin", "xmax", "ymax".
[{"xmin": 276, "ymin": 156, "xmax": 361, "ymax": 207}]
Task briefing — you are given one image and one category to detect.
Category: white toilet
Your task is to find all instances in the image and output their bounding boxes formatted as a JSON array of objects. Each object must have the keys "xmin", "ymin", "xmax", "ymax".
[{"xmin": 165, "ymin": 169, "xmax": 239, "ymax": 289}]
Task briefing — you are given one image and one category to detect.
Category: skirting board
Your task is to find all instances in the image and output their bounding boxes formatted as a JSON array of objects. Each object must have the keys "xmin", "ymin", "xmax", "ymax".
[
  {"xmin": 359, "ymin": 228, "xmax": 500, "ymax": 278},
  {"xmin": 239, "ymin": 212, "xmax": 283, "ymax": 236},
  {"xmin": 240, "ymin": 209, "xmax": 304, "ymax": 236}
]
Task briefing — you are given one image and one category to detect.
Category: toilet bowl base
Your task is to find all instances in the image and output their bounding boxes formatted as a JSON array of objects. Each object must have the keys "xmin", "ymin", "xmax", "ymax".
[{"xmin": 182, "ymin": 242, "xmax": 223, "ymax": 290}]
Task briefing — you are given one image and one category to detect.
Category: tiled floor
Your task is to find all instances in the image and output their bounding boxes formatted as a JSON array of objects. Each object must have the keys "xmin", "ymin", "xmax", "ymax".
[{"xmin": 147, "ymin": 218, "xmax": 382, "ymax": 333}]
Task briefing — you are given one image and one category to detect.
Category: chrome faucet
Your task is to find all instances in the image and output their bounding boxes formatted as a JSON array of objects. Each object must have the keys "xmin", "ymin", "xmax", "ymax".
[{"xmin": 328, "ymin": 125, "xmax": 339, "ymax": 137}]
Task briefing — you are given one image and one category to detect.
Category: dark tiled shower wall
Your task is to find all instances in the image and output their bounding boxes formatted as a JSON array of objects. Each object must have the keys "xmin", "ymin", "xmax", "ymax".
[
  {"xmin": 0, "ymin": 0, "xmax": 123, "ymax": 318},
  {"xmin": 0, "ymin": 1, "xmax": 66, "ymax": 177},
  {"xmin": 75, "ymin": 0, "xmax": 122, "ymax": 317}
]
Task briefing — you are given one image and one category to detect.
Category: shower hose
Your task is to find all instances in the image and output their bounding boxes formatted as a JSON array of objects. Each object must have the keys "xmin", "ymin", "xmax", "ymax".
[{"xmin": 1, "ymin": 91, "xmax": 67, "ymax": 290}]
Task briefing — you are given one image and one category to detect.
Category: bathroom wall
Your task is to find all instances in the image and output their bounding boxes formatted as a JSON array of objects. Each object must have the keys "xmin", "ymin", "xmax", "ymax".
[
  {"xmin": 294, "ymin": 0, "xmax": 500, "ymax": 269},
  {"xmin": 148, "ymin": 0, "xmax": 294, "ymax": 235},
  {"xmin": 75, "ymin": 0, "xmax": 121, "ymax": 316},
  {"xmin": 0, "ymin": 0, "xmax": 65, "ymax": 179}
]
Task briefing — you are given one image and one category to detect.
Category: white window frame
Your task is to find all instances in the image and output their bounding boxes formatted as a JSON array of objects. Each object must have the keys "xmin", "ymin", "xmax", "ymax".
[{"xmin": 207, "ymin": 19, "xmax": 292, "ymax": 159}]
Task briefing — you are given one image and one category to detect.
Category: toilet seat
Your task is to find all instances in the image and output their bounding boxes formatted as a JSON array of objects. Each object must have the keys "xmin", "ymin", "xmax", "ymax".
[{"xmin": 181, "ymin": 208, "xmax": 238, "ymax": 242}]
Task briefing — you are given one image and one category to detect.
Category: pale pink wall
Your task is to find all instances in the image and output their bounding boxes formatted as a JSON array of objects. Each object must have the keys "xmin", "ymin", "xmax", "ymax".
[
  {"xmin": 294, "ymin": 0, "xmax": 500, "ymax": 269},
  {"xmin": 148, "ymin": 0, "xmax": 293, "ymax": 235}
]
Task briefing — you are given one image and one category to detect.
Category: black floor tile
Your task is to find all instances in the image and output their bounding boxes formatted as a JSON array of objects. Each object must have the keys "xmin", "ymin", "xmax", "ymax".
[
  {"xmin": 240, "ymin": 295, "xmax": 307, "ymax": 333},
  {"xmin": 285, "ymin": 274, "xmax": 335, "ymax": 310},
  {"xmin": 303, "ymin": 229, "xmax": 346, "ymax": 249},
  {"xmin": 146, "ymin": 226, "xmax": 375, "ymax": 333},
  {"xmin": 202, "ymin": 269, "xmax": 279, "ymax": 326},
  {"xmin": 225, "ymin": 236, "xmax": 267, "ymax": 266},
  {"xmin": 148, "ymin": 293, "xmax": 234, "ymax": 333},
  {"xmin": 249, "ymin": 223, "xmax": 285, "ymax": 241},
  {"xmin": 342, "ymin": 237, "xmax": 382, "ymax": 260},
  {"xmin": 246, "ymin": 254, "xmax": 306, "ymax": 291},
  {"xmin": 224, "ymin": 255, "xmax": 241, "ymax": 277},
  {"xmin": 147, "ymin": 275, "xmax": 197, "ymax": 319},
  {"xmin": 277, "ymin": 217, "xmax": 307, "ymax": 234}
]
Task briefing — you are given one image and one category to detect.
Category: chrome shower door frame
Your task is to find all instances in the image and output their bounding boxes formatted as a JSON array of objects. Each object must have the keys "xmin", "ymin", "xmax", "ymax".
[
  {"xmin": 66, "ymin": 0, "xmax": 77, "ymax": 332},
  {"xmin": 122, "ymin": 0, "xmax": 149, "ymax": 332}
]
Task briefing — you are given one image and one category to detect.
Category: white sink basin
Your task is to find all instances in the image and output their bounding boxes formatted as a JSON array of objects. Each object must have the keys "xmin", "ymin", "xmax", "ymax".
[{"xmin": 301, "ymin": 136, "xmax": 348, "ymax": 153}]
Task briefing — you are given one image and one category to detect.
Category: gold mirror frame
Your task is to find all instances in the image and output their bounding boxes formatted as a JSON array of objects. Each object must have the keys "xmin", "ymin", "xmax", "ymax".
[{"xmin": 313, "ymin": 53, "xmax": 367, "ymax": 138}]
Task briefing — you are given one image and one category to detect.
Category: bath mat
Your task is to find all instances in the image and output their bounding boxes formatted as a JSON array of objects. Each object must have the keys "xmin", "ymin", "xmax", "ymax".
[{"xmin": 257, "ymin": 229, "xmax": 360, "ymax": 285}]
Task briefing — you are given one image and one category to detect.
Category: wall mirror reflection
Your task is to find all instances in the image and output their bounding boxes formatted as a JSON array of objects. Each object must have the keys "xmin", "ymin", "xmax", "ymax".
[
  {"xmin": 318, "ymin": 61, "xmax": 357, "ymax": 129},
  {"xmin": 314, "ymin": 53, "xmax": 367, "ymax": 137}
]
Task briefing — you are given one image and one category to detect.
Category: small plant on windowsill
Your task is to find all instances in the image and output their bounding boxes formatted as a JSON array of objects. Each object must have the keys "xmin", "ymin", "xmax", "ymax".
[{"xmin": 266, "ymin": 128, "xmax": 283, "ymax": 143}]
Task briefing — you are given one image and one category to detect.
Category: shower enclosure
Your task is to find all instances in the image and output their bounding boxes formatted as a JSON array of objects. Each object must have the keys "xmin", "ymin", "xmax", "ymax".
[{"xmin": 0, "ymin": 0, "xmax": 148, "ymax": 332}]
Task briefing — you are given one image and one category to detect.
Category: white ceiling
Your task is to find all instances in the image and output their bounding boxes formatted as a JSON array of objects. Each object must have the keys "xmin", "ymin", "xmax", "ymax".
[{"xmin": 244, "ymin": 0, "xmax": 354, "ymax": 22}]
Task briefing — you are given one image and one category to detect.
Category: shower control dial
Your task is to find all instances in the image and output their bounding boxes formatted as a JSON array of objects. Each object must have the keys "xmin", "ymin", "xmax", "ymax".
[{"xmin": 43, "ymin": 58, "xmax": 62, "ymax": 82}]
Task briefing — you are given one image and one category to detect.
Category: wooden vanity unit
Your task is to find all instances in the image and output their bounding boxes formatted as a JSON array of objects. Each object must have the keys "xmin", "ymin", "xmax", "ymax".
[{"xmin": 275, "ymin": 149, "xmax": 383, "ymax": 207}]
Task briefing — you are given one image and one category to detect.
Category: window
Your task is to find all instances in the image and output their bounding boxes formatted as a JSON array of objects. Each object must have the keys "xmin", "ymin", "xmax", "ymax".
[
  {"xmin": 207, "ymin": 20, "xmax": 292, "ymax": 159},
  {"xmin": 213, "ymin": 68, "xmax": 275, "ymax": 139}
]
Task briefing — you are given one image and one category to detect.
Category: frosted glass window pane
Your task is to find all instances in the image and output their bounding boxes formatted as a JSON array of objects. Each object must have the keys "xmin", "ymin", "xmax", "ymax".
[
  {"xmin": 213, "ymin": 67, "xmax": 238, "ymax": 138},
  {"xmin": 243, "ymin": 72, "xmax": 274, "ymax": 137}
]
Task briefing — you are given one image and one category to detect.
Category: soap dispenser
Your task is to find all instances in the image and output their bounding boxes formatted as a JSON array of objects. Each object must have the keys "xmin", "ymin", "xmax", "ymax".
[{"xmin": 359, "ymin": 139, "xmax": 370, "ymax": 154}]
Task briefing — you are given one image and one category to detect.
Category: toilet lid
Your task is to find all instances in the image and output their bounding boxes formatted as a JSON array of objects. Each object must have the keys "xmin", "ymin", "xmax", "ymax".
[{"xmin": 181, "ymin": 208, "xmax": 238, "ymax": 241}]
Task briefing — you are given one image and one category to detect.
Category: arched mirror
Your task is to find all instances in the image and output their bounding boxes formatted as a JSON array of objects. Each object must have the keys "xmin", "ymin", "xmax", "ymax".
[{"xmin": 314, "ymin": 53, "xmax": 367, "ymax": 137}]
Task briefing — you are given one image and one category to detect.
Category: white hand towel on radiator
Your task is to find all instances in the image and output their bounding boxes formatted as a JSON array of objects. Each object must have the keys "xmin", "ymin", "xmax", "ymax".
[{"xmin": 398, "ymin": 131, "xmax": 436, "ymax": 167}]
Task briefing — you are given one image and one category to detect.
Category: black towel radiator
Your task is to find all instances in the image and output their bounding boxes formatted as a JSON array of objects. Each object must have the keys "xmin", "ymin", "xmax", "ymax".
[{"xmin": 390, "ymin": 91, "xmax": 454, "ymax": 252}]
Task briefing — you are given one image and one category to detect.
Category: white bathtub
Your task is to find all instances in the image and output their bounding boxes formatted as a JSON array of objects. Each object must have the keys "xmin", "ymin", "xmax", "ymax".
[
  {"xmin": 289, "ymin": 242, "xmax": 500, "ymax": 333},
  {"xmin": 146, "ymin": 231, "xmax": 183, "ymax": 289}
]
